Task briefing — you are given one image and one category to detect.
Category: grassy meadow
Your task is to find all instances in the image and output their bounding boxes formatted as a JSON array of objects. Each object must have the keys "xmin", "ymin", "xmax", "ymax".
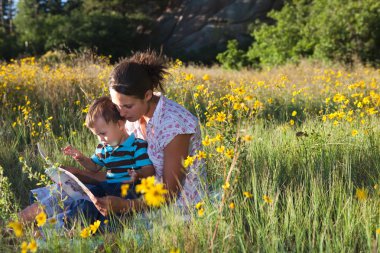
[{"xmin": 0, "ymin": 55, "xmax": 380, "ymax": 252}]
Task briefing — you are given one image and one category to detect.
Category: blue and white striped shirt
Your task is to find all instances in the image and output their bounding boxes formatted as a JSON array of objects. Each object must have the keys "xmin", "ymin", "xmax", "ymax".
[{"xmin": 91, "ymin": 133, "xmax": 152, "ymax": 183}]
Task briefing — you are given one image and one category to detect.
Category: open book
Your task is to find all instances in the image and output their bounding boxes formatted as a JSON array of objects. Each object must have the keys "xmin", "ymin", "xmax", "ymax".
[{"xmin": 37, "ymin": 143, "xmax": 97, "ymax": 203}]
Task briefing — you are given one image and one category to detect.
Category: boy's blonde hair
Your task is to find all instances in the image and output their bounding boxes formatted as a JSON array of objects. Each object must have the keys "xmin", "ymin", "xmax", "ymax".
[{"xmin": 85, "ymin": 96, "xmax": 125, "ymax": 128}]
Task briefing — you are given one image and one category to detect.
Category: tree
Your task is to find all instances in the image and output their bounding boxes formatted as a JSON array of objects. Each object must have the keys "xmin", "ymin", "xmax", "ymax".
[
  {"xmin": 218, "ymin": 0, "xmax": 380, "ymax": 67},
  {"xmin": 0, "ymin": 0, "xmax": 20, "ymax": 60},
  {"xmin": 13, "ymin": 0, "xmax": 170, "ymax": 58}
]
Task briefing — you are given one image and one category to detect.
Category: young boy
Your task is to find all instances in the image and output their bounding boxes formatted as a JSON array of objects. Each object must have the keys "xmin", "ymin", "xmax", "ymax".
[
  {"xmin": 62, "ymin": 96, "xmax": 155, "ymax": 198},
  {"xmin": 19, "ymin": 96, "xmax": 154, "ymax": 225}
]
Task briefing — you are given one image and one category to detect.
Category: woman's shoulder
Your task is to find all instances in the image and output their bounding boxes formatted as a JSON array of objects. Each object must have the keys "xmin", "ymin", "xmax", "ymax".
[{"xmin": 160, "ymin": 96, "xmax": 198, "ymax": 125}]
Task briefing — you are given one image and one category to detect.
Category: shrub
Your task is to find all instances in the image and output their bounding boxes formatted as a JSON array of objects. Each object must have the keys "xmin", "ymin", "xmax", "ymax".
[
  {"xmin": 219, "ymin": 0, "xmax": 380, "ymax": 67},
  {"xmin": 216, "ymin": 40, "xmax": 249, "ymax": 70}
]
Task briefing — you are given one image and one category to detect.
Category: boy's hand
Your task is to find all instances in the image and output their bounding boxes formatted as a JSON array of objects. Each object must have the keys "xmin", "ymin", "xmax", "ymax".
[
  {"xmin": 62, "ymin": 145, "xmax": 84, "ymax": 161},
  {"xmin": 122, "ymin": 169, "xmax": 139, "ymax": 184}
]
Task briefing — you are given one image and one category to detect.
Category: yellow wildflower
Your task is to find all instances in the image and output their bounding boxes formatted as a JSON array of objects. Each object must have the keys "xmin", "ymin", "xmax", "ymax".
[
  {"xmin": 90, "ymin": 220, "xmax": 101, "ymax": 234},
  {"xmin": 376, "ymin": 228, "xmax": 380, "ymax": 235},
  {"xmin": 215, "ymin": 112, "xmax": 227, "ymax": 122},
  {"xmin": 27, "ymin": 239, "xmax": 38, "ymax": 253},
  {"xmin": 242, "ymin": 135, "xmax": 253, "ymax": 142},
  {"xmin": 185, "ymin": 73, "xmax": 194, "ymax": 81},
  {"xmin": 216, "ymin": 146, "xmax": 225, "ymax": 153},
  {"xmin": 121, "ymin": 184, "xmax": 130, "ymax": 198},
  {"xmin": 253, "ymin": 100, "xmax": 263, "ymax": 110},
  {"xmin": 245, "ymin": 95, "xmax": 253, "ymax": 101},
  {"xmin": 170, "ymin": 248, "xmax": 180, "ymax": 253},
  {"xmin": 292, "ymin": 111, "xmax": 297, "ymax": 117},
  {"xmin": 136, "ymin": 176, "xmax": 155, "ymax": 194},
  {"xmin": 202, "ymin": 74, "xmax": 210, "ymax": 81},
  {"xmin": 21, "ymin": 242, "xmax": 28, "ymax": 253},
  {"xmin": 49, "ymin": 217, "xmax": 57, "ymax": 225},
  {"xmin": 289, "ymin": 119, "xmax": 295, "ymax": 126},
  {"xmin": 263, "ymin": 195, "xmax": 273, "ymax": 204},
  {"xmin": 183, "ymin": 155, "xmax": 195, "ymax": 168},
  {"xmin": 202, "ymin": 136, "xmax": 211, "ymax": 146},
  {"xmin": 195, "ymin": 201, "xmax": 204, "ymax": 210},
  {"xmin": 8, "ymin": 221, "xmax": 23, "ymax": 237},
  {"xmin": 144, "ymin": 183, "xmax": 168, "ymax": 207},
  {"xmin": 80, "ymin": 227, "xmax": 91, "ymax": 238},
  {"xmin": 36, "ymin": 210, "xmax": 47, "ymax": 227},
  {"xmin": 222, "ymin": 181, "xmax": 230, "ymax": 190},
  {"xmin": 197, "ymin": 150, "xmax": 207, "ymax": 159},
  {"xmin": 229, "ymin": 202, "xmax": 235, "ymax": 209},
  {"xmin": 243, "ymin": 191, "xmax": 253, "ymax": 198},
  {"xmin": 196, "ymin": 84, "xmax": 205, "ymax": 91},
  {"xmin": 198, "ymin": 208, "xmax": 205, "ymax": 217},
  {"xmin": 355, "ymin": 188, "xmax": 367, "ymax": 201},
  {"xmin": 212, "ymin": 134, "xmax": 222, "ymax": 142},
  {"xmin": 225, "ymin": 149, "xmax": 234, "ymax": 159},
  {"xmin": 352, "ymin": 130, "xmax": 358, "ymax": 137}
]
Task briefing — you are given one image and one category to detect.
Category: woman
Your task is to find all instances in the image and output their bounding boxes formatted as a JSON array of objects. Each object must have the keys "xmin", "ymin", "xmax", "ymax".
[
  {"xmin": 93, "ymin": 51, "xmax": 207, "ymax": 215},
  {"xmin": 19, "ymin": 51, "xmax": 206, "ymax": 224}
]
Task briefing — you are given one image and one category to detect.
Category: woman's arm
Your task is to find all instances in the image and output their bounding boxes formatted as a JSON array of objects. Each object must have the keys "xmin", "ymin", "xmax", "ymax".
[
  {"xmin": 162, "ymin": 134, "xmax": 191, "ymax": 199},
  {"xmin": 93, "ymin": 196, "xmax": 143, "ymax": 216},
  {"xmin": 123, "ymin": 165, "xmax": 155, "ymax": 184},
  {"xmin": 94, "ymin": 134, "xmax": 191, "ymax": 215}
]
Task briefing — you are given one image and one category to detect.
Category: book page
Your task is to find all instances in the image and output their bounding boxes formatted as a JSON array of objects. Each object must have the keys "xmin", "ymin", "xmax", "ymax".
[
  {"xmin": 45, "ymin": 167, "xmax": 97, "ymax": 203},
  {"xmin": 37, "ymin": 143, "xmax": 97, "ymax": 203}
]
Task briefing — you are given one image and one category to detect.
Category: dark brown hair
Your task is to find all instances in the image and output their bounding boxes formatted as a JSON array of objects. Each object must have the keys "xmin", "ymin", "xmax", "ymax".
[
  {"xmin": 109, "ymin": 50, "xmax": 168, "ymax": 99},
  {"xmin": 85, "ymin": 96, "xmax": 125, "ymax": 128}
]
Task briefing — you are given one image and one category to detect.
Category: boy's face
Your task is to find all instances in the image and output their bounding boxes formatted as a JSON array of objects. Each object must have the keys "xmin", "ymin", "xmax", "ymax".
[{"xmin": 89, "ymin": 117, "xmax": 124, "ymax": 147}]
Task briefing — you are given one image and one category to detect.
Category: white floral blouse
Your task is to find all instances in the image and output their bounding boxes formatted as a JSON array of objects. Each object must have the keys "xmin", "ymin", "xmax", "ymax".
[{"xmin": 126, "ymin": 94, "xmax": 207, "ymax": 208}]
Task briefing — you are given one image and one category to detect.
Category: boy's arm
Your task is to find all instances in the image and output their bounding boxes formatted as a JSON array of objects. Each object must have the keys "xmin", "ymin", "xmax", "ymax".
[
  {"xmin": 74, "ymin": 156, "xmax": 103, "ymax": 172},
  {"xmin": 60, "ymin": 166, "xmax": 106, "ymax": 184},
  {"xmin": 62, "ymin": 145, "xmax": 102, "ymax": 172}
]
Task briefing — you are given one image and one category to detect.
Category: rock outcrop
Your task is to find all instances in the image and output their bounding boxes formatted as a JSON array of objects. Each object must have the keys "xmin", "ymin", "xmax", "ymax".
[{"xmin": 150, "ymin": 0, "xmax": 283, "ymax": 62}]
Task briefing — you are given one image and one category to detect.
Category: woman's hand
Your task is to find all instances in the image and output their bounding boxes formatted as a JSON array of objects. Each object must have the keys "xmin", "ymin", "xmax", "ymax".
[
  {"xmin": 93, "ymin": 196, "xmax": 131, "ymax": 216},
  {"xmin": 62, "ymin": 145, "xmax": 84, "ymax": 161}
]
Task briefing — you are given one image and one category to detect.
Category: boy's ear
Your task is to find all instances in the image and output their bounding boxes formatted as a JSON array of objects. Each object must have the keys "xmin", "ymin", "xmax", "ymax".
[
  {"xmin": 118, "ymin": 120, "xmax": 125, "ymax": 130},
  {"xmin": 144, "ymin": 90, "xmax": 153, "ymax": 102}
]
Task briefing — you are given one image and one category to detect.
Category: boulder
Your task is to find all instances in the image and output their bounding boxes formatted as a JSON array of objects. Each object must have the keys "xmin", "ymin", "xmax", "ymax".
[{"xmin": 149, "ymin": 0, "xmax": 283, "ymax": 62}]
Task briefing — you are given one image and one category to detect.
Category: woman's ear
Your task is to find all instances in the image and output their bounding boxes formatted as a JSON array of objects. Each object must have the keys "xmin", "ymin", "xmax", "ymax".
[{"xmin": 144, "ymin": 90, "xmax": 153, "ymax": 102}]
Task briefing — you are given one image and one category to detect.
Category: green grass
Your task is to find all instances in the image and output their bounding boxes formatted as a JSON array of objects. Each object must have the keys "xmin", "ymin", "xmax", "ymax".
[{"xmin": 0, "ymin": 59, "xmax": 379, "ymax": 252}]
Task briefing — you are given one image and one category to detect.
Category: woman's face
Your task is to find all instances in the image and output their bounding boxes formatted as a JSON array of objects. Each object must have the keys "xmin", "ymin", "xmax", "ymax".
[{"xmin": 110, "ymin": 89, "xmax": 149, "ymax": 122}]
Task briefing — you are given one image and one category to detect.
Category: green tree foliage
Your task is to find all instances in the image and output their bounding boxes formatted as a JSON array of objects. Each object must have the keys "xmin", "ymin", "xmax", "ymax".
[
  {"xmin": 307, "ymin": 0, "xmax": 380, "ymax": 64},
  {"xmin": 216, "ymin": 39, "xmax": 249, "ymax": 69},
  {"xmin": 14, "ymin": 0, "xmax": 169, "ymax": 58},
  {"xmin": 218, "ymin": 0, "xmax": 380, "ymax": 68},
  {"xmin": 0, "ymin": 0, "xmax": 20, "ymax": 59},
  {"xmin": 247, "ymin": 0, "xmax": 312, "ymax": 67}
]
